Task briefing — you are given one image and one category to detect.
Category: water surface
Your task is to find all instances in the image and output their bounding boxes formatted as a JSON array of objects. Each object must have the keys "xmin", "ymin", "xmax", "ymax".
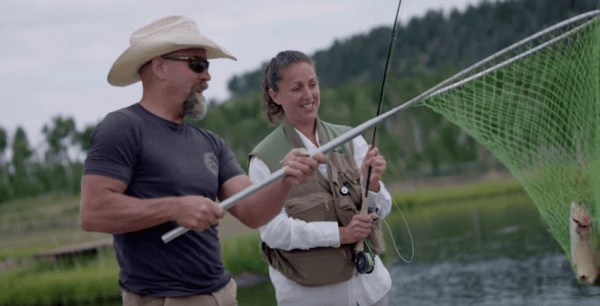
[{"xmin": 384, "ymin": 192, "xmax": 600, "ymax": 305}]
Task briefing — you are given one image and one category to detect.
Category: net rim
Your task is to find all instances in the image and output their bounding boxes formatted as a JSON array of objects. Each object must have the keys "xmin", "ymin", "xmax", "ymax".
[
  {"xmin": 391, "ymin": 10, "xmax": 600, "ymax": 112},
  {"xmin": 432, "ymin": 10, "xmax": 600, "ymax": 96}
]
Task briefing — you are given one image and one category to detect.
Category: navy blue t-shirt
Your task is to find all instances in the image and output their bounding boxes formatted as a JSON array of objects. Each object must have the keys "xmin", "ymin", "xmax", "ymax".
[{"xmin": 83, "ymin": 103, "xmax": 245, "ymax": 296}]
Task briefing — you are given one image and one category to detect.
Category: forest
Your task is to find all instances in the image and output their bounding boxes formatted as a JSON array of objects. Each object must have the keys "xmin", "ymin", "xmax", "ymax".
[{"xmin": 0, "ymin": 0, "xmax": 598, "ymax": 203}]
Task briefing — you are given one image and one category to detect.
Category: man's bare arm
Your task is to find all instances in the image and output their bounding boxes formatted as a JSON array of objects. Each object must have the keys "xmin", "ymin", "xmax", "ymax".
[{"xmin": 80, "ymin": 174, "xmax": 223, "ymax": 233}]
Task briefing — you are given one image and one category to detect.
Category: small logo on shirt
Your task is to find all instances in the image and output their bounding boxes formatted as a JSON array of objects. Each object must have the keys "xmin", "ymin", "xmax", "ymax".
[{"xmin": 204, "ymin": 152, "xmax": 218, "ymax": 176}]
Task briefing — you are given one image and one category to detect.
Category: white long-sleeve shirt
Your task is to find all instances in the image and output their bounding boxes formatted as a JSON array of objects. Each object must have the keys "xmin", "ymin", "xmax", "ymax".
[{"xmin": 248, "ymin": 127, "xmax": 392, "ymax": 306}]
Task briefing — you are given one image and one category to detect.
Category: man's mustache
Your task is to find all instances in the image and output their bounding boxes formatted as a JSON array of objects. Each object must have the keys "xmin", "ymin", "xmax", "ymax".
[{"xmin": 192, "ymin": 82, "xmax": 208, "ymax": 93}]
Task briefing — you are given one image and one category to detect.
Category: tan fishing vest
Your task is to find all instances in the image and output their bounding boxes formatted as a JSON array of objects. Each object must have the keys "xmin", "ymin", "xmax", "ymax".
[{"xmin": 249, "ymin": 118, "xmax": 385, "ymax": 287}]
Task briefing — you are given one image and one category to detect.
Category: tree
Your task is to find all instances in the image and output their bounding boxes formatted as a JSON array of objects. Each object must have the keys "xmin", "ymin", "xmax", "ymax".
[
  {"xmin": 10, "ymin": 127, "xmax": 38, "ymax": 198},
  {"xmin": 41, "ymin": 116, "xmax": 79, "ymax": 192},
  {"xmin": 0, "ymin": 126, "xmax": 12, "ymax": 203},
  {"xmin": 75, "ymin": 124, "xmax": 96, "ymax": 153},
  {"xmin": 0, "ymin": 127, "xmax": 6, "ymax": 157},
  {"xmin": 42, "ymin": 116, "xmax": 76, "ymax": 165},
  {"xmin": 11, "ymin": 127, "xmax": 32, "ymax": 177}
]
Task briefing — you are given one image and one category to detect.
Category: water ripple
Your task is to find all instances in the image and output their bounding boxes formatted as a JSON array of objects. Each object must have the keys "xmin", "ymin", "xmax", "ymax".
[{"xmin": 388, "ymin": 253, "xmax": 600, "ymax": 306}]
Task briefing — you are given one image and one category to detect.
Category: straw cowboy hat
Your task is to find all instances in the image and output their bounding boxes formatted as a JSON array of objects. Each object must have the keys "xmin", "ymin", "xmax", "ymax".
[{"xmin": 108, "ymin": 15, "xmax": 236, "ymax": 86}]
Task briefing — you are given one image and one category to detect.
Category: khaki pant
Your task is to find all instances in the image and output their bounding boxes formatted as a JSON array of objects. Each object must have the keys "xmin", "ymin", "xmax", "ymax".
[{"xmin": 122, "ymin": 278, "xmax": 237, "ymax": 306}]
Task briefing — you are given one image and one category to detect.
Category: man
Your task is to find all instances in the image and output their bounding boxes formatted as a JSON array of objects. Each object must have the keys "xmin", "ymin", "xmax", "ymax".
[{"xmin": 80, "ymin": 15, "xmax": 323, "ymax": 306}]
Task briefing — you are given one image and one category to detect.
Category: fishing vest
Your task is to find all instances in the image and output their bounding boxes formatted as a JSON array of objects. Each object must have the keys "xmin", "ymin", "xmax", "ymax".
[{"xmin": 249, "ymin": 117, "xmax": 385, "ymax": 287}]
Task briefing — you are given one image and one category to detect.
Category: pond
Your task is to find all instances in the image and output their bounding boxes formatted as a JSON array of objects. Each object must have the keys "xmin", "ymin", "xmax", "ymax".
[{"xmin": 383, "ymin": 191, "xmax": 600, "ymax": 305}]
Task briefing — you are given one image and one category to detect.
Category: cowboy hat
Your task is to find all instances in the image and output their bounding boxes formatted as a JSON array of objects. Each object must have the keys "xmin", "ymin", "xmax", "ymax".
[{"xmin": 108, "ymin": 15, "xmax": 236, "ymax": 86}]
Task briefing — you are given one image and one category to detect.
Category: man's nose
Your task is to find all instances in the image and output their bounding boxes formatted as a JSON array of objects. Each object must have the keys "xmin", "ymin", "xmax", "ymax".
[{"xmin": 198, "ymin": 68, "xmax": 211, "ymax": 82}]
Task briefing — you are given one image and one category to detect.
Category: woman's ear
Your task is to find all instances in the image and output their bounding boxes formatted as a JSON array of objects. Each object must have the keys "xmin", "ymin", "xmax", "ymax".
[{"xmin": 268, "ymin": 88, "xmax": 280, "ymax": 105}]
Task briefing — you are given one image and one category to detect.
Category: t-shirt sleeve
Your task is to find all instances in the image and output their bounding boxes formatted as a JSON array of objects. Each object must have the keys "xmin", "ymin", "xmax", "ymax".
[
  {"xmin": 83, "ymin": 112, "xmax": 138, "ymax": 185},
  {"xmin": 212, "ymin": 133, "xmax": 245, "ymax": 187}
]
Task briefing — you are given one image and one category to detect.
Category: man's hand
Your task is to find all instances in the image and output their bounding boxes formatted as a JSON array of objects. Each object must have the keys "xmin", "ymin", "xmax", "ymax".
[
  {"xmin": 224, "ymin": 149, "xmax": 324, "ymax": 229},
  {"xmin": 361, "ymin": 145, "xmax": 386, "ymax": 192},
  {"xmin": 280, "ymin": 148, "xmax": 325, "ymax": 185},
  {"xmin": 173, "ymin": 196, "xmax": 224, "ymax": 231},
  {"xmin": 339, "ymin": 214, "xmax": 372, "ymax": 244}
]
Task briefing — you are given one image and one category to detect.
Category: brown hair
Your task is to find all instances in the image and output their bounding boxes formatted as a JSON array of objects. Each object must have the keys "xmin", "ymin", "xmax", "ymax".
[{"xmin": 261, "ymin": 50, "xmax": 315, "ymax": 125}]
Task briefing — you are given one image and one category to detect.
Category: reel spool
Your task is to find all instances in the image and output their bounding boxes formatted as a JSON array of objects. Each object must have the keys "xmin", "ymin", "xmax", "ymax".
[
  {"xmin": 355, "ymin": 250, "xmax": 375, "ymax": 274},
  {"xmin": 355, "ymin": 239, "xmax": 375, "ymax": 274}
]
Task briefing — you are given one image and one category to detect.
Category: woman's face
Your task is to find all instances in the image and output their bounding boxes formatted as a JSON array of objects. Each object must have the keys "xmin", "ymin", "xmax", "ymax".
[{"xmin": 269, "ymin": 61, "xmax": 320, "ymax": 127}]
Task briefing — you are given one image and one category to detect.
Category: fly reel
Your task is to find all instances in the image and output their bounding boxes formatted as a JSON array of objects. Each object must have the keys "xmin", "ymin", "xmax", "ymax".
[{"xmin": 355, "ymin": 239, "xmax": 375, "ymax": 274}]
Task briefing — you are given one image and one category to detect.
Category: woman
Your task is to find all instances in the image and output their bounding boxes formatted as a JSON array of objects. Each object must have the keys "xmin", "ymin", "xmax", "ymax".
[{"xmin": 248, "ymin": 50, "xmax": 392, "ymax": 306}]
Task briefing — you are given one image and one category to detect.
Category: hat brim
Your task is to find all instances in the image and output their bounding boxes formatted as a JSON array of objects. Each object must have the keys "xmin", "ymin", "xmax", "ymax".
[{"xmin": 108, "ymin": 35, "xmax": 236, "ymax": 87}]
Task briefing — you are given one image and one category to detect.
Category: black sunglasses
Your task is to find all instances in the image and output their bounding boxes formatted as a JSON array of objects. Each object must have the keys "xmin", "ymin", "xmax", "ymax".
[{"xmin": 162, "ymin": 55, "xmax": 209, "ymax": 73}]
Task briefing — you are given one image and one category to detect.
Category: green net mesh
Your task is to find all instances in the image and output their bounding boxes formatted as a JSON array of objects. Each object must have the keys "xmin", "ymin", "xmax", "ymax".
[{"xmin": 418, "ymin": 11, "xmax": 600, "ymax": 264}]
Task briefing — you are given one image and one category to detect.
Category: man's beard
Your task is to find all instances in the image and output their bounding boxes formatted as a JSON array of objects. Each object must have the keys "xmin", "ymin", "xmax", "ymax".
[{"xmin": 182, "ymin": 83, "xmax": 209, "ymax": 120}]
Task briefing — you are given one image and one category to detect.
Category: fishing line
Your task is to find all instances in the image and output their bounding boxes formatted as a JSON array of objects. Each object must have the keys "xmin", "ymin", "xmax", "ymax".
[{"xmin": 381, "ymin": 200, "xmax": 414, "ymax": 263}]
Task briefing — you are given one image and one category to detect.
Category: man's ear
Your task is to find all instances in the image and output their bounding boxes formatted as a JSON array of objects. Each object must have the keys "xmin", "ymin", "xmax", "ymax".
[{"xmin": 151, "ymin": 56, "xmax": 167, "ymax": 81}]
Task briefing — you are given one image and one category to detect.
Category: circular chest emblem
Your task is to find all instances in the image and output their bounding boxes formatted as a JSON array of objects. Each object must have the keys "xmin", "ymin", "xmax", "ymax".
[
  {"xmin": 340, "ymin": 185, "xmax": 349, "ymax": 195},
  {"xmin": 204, "ymin": 152, "xmax": 219, "ymax": 176}
]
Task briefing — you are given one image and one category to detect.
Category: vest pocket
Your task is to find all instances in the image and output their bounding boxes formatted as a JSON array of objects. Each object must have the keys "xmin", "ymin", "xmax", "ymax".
[
  {"xmin": 285, "ymin": 192, "xmax": 336, "ymax": 223},
  {"xmin": 265, "ymin": 245, "xmax": 356, "ymax": 287},
  {"xmin": 368, "ymin": 217, "xmax": 386, "ymax": 255}
]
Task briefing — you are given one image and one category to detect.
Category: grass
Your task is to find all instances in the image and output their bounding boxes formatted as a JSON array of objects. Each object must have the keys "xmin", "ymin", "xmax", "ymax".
[
  {"xmin": 391, "ymin": 177, "xmax": 524, "ymax": 209},
  {"xmin": 237, "ymin": 281, "xmax": 277, "ymax": 306},
  {"xmin": 0, "ymin": 192, "xmax": 111, "ymax": 260},
  {"xmin": 0, "ymin": 174, "xmax": 525, "ymax": 306},
  {"xmin": 0, "ymin": 193, "xmax": 80, "ymax": 224},
  {"xmin": 0, "ymin": 191, "xmax": 273, "ymax": 306},
  {"xmin": 0, "ymin": 248, "xmax": 121, "ymax": 306},
  {"xmin": 0, "ymin": 233, "xmax": 273, "ymax": 306},
  {"xmin": 221, "ymin": 232, "xmax": 268, "ymax": 275}
]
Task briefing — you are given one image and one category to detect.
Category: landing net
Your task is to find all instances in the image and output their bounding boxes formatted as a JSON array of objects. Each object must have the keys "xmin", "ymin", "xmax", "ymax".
[{"xmin": 419, "ymin": 11, "xmax": 600, "ymax": 264}]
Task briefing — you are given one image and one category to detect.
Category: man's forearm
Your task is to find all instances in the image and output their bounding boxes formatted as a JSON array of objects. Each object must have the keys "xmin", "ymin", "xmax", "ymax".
[{"xmin": 80, "ymin": 192, "xmax": 177, "ymax": 234}]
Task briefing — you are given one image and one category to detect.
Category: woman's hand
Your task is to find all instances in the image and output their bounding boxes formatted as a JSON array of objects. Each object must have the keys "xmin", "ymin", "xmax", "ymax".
[
  {"xmin": 361, "ymin": 145, "xmax": 386, "ymax": 192},
  {"xmin": 339, "ymin": 214, "xmax": 372, "ymax": 244}
]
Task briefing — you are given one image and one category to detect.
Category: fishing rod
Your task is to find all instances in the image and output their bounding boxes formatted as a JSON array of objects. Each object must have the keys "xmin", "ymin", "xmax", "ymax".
[
  {"xmin": 363, "ymin": 1, "xmax": 402, "ymax": 196},
  {"xmin": 354, "ymin": 0, "xmax": 403, "ymax": 275}
]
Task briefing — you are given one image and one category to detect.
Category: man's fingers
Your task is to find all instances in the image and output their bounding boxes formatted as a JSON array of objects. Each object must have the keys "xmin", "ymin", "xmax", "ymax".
[
  {"xmin": 294, "ymin": 154, "xmax": 322, "ymax": 173},
  {"xmin": 289, "ymin": 160, "xmax": 315, "ymax": 175},
  {"xmin": 283, "ymin": 164, "xmax": 307, "ymax": 181},
  {"xmin": 311, "ymin": 152, "xmax": 325, "ymax": 163},
  {"xmin": 296, "ymin": 148, "xmax": 309, "ymax": 155}
]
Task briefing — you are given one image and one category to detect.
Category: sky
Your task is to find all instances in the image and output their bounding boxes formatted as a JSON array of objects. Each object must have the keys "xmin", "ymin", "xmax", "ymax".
[{"xmin": 1, "ymin": 0, "xmax": 485, "ymax": 150}]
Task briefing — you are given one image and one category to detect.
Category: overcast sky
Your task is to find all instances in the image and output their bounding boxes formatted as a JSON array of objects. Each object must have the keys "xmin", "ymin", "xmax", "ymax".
[{"xmin": 1, "ymin": 0, "xmax": 485, "ymax": 148}]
